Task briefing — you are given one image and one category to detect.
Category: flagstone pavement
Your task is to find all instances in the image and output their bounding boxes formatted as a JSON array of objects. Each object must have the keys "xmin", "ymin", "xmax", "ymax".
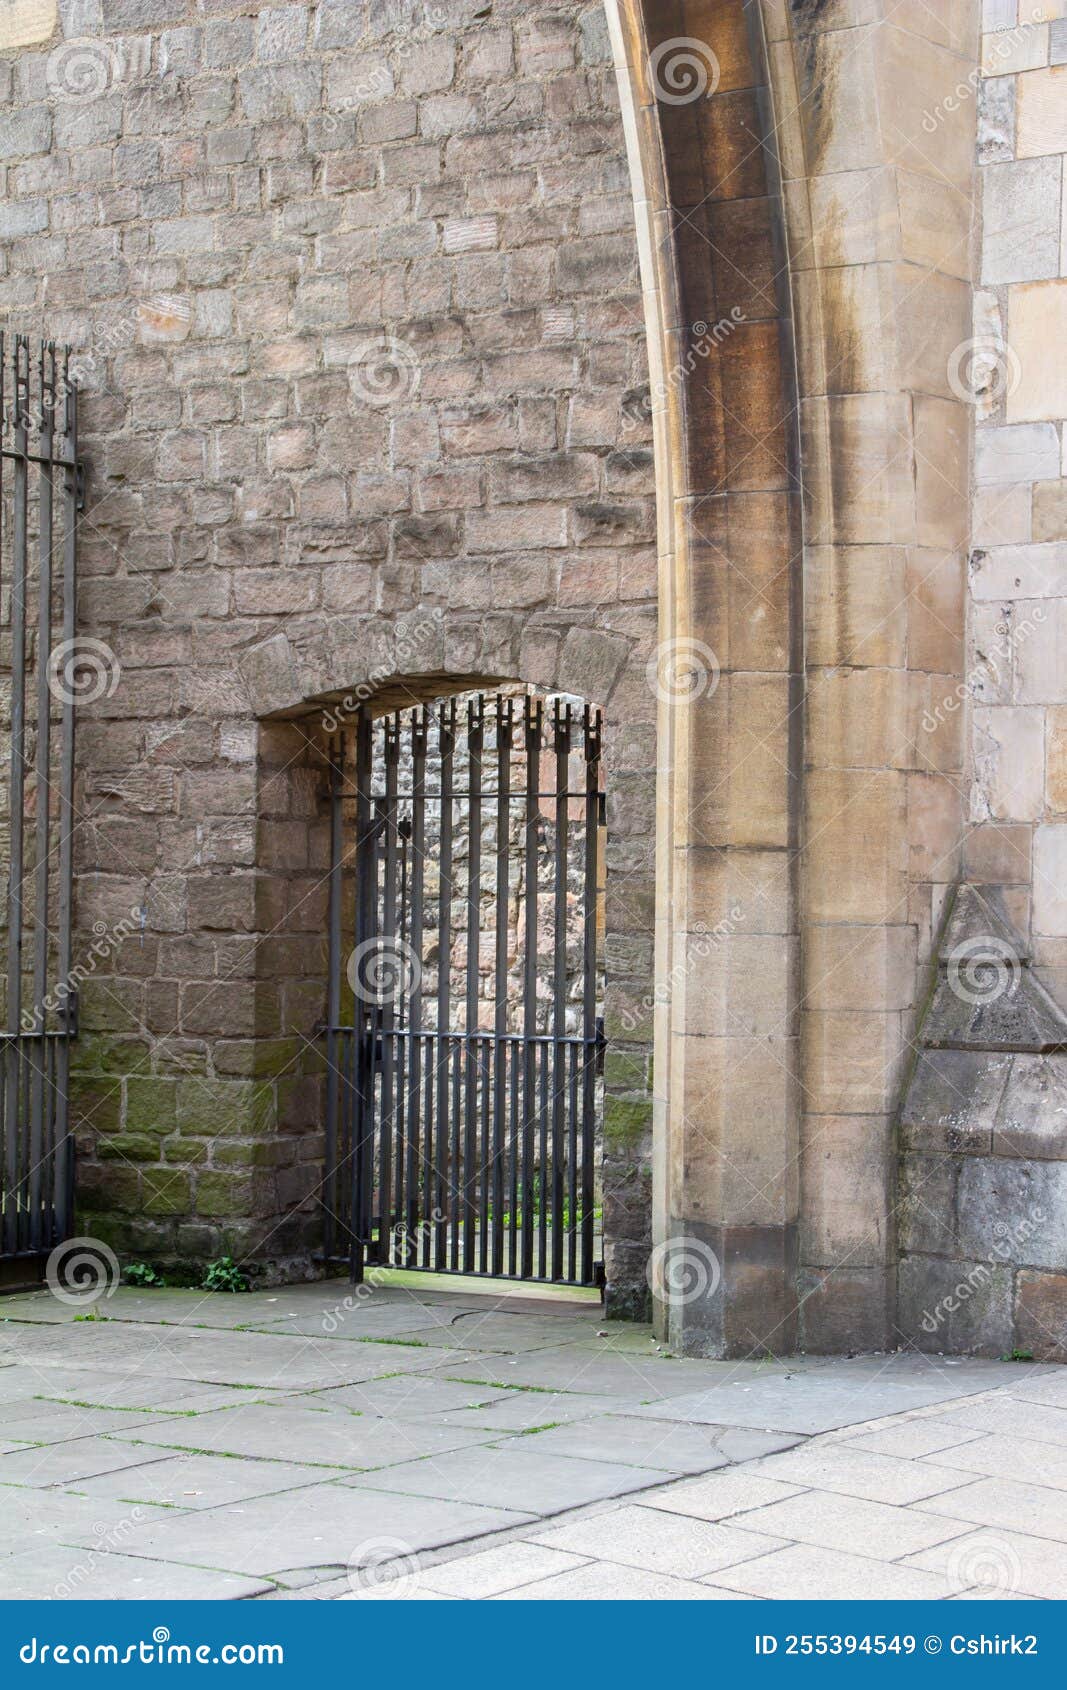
[{"xmin": 1, "ymin": 1279, "xmax": 1064, "ymax": 1601}]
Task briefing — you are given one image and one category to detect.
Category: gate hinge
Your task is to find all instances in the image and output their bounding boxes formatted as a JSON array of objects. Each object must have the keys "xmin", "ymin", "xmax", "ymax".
[
  {"xmin": 595, "ymin": 1015, "xmax": 606, "ymax": 1074},
  {"xmin": 75, "ymin": 460, "xmax": 87, "ymax": 512},
  {"xmin": 59, "ymin": 991, "xmax": 79, "ymax": 1037}
]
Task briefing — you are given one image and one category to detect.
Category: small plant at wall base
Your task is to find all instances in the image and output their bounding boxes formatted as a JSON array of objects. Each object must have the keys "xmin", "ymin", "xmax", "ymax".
[
  {"xmin": 202, "ymin": 1257, "xmax": 251, "ymax": 1294},
  {"xmin": 123, "ymin": 1262, "xmax": 165, "ymax": 1288}
]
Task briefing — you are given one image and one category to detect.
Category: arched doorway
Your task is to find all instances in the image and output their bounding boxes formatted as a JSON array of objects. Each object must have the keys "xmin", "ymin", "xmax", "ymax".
[{"xmin": 320, "ymin": 686, "xmax": 607, "ymax": 1290}]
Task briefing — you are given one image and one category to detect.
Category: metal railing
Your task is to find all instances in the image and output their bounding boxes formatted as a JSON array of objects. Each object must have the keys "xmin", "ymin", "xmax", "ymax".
[{"xmin": 0, "ymin": 337, "xmax": 80, "ymax": 1263}]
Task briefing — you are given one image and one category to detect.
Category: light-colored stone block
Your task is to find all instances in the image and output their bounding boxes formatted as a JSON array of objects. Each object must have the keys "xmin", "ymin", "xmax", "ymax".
[
  {"xmin": 975, "ymin": 421, "xmax": 1061, "ymax": 482},
  {"xmin": 1017, "ymin": 62, "xmax": 1067, "ymax": 154},
  {"xmin": 1015, "ymin": 599, "xmax": 1067, "ymax": 700},
  {"xmin": 971, "ymin": 541, "xmax": 1067, "ymax": 597},
  {"xmin": 1007, "ymin": 281, "xmax": 1067, "ymax": 421},
  {"xmin": 973, "ymin": 704, "xmax": 1046, "ymax": 819},
  {"xmin": 982, "ymin": 25, "xmax": 1049, "ymax": 75},
  {"xmin": 973, "ymin": 482, "xmax": 1032, "ymax": 545},
  {"xmin": 980, "ymin": 156, "xmax": 1062, "ymax": 283},
  {"xmin": 1034, "ymin": 821, "xmax": 1067, "ymax": 931}
]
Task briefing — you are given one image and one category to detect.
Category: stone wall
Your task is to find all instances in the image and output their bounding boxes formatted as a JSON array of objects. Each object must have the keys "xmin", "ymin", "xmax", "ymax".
[
  {"xmin": 0, "ymin": 0, "xmax": 658, "ymax": 1297},
  {"xmin": 894, "ymin": 0, "xmax": 1067, "ymax": 1360},
  {"xmin": 970, "ymin": 2, "xmax": 1067, "ymax": 1002}
]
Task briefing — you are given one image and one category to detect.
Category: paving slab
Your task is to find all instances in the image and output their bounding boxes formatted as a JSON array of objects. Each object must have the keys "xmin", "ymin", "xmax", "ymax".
[
  {"xmin": 747, "ymin": 1443, "xmax": 977, "ymax": 1506},
  {"xmin": 2, "ymin": 1322, "xmax": 459, "ymax": 1390},
  {"xmin": 19, "ymin": 1370, "xmax": 277, "ymax": 1415},
  {"xmin": 630, "ymin": 1367, "xmax": 1037, "ymax": 1436},
  {"xmin": 402, "ymin": 1311, "xmax": 605, "ymax": 1352},
  {"xmin": 432, "ymin": 1344, "xmax": 746, "ymax": 1400},
  {"xmin": 347, "ymin": 1443, "xmax": 674, "ymax": 1513},
  {"xmin": 73, "ymin": 1482, "xmax": 531, "ymax": 1578},
  {"xmin": 0, "ymin": 1437, "xmax": 175, "ymax": 1489},
  {"xmin": 0, "ymin": 1400, "xmax": 194, "ymax": 1444},
  {"xmin": 250, "ymin": 1304, "xmax": 476, "ymax": 1340},
  {"xmin": 733, "ymin": 1490, "xmax": 973, "ymax": 1560},
  {"xmin": 928, "ymin": 1428, "xmax": 1067, "ymax": 1489},
  {"xmin": 1002, "ymin": 1373, "xmax": 1067, "ymax": 1408},
  {"xmin": 496, "ymin": 1562, "xmax": 749, "ymax": 1599},
  {"xmin": 509, "ymin": 1414, "xmax": 762, "ymax": 1475},
  {"xmin": 408, "ymin": 1541, "xmax": 586, "ymax": 1598},
  {"xmin": 74, "ymin": 1451, "xmax": 345, "ymax": 1510},
  {"xmin": 0, "ymin": 1486, "xmax": 176, "ymax": 1557},
  {"xmin": 905, "ymin": 1527, "xmax": 1067, "ymax": 1600},
  {"xmin": 841, "ymin": 1418, "xmax": 987, "ymax": 1460},
  {"xmin": 919, "ymin": 1475, "xmax": 1067, "ymax": 1544},
  {"xmin": 529, "ymin": 1502, "xmax": 787, "ymax": 1578},
  {"xmin": 634, "ymin": 1470, "xmax": 807, "ymax": 1521},
  {"xmin": 108, "ymin": 1403, "xmax": 497, "ymax": 1469},
  {"xmin": 436, "ymin": 1389, "xmax": 625, "ymax": 1432},
  {"xmin": 712, "ymin": 1544, "xmax": 957, "ymax": 1601},
  {"xmin": 0, "ymin": 1544, "xmax": 272, "ymax": 1601},
  {"xmin": 935, "ymin": 1393, "xmax": 1067, "ymax": 1445},
  {"xmin": 294, "ymin": 1375, "xmax": 513, "ymax": 1419}
]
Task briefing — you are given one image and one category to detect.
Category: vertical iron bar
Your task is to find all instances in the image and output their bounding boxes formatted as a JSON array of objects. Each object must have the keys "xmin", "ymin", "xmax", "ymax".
[
  {"xmin": 378, "ymin": 717, "xmax": 399, "ymax": 1252},
  {"xmin": 5, "ymin": 339, "xmax": 29, "ymax": 1255},
  {"xmin": 53, "ymin": 348, "xmax": 77, "ymax": 1242},
  {"xmin": 491, "ymin": 698, "xmax": 511, "ymax": 1278},
  {"xmin": 28, "ymin": 345, "xmax": 54, "ymax": 1251},
  {"xmin": 581, "ymin": 706, "xmax": 601, "ymax": 1284},
  {"xmin": 463, "ymin": 699, "xmax": 482, "ymax": 1272},
  {"xmin": 520, "ymin": 696, "xmax": 542, "ymax": 1278},
  {"xmin": 323, "ymin": 738, "xmax": 343, "ymax": 1260},
  {"xmin": 568, "ymin": 1040, "xmax": 579, "ymax": 1280},
  {"xmin": 392, "ymin": 818, "xmax": 410, "ymax": 1265},
  {"xmin": 551, "ymin": 702, "xmax": 570, "ymax": 1281},
  {"xmin": 433, "ymin": 701, "xmax": 454, "ymax": 1269},
  {"xmin": 403, "ymin": 708, "xmax": 426, "ymax": 1265},
  {"xmin": 450, "ymin": 1026, "xmax": 462, "ymax": 1269},
  {"xmin": 349, "ymin": 708, "xmax": 374, "ymax": 1281}
]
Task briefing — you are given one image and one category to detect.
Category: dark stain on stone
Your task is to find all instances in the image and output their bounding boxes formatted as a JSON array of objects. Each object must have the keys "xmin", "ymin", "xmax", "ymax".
[
  {"xmin": 790, "ymin": 0, "xmax": 834, "ymax": 18},
  {"xmin": 788, "ymin": 3, "xmax": 836, "ymax": 186}
]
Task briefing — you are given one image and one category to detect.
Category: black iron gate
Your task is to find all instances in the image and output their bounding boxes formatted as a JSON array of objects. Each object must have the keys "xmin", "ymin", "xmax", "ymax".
[
  {"xmin": 322, "ymin": 692, "xmax": 605, "ymax": 1287},
  {"xmin": 0, "ymin": 337, "xmax": 80, "ymax": 1271}
]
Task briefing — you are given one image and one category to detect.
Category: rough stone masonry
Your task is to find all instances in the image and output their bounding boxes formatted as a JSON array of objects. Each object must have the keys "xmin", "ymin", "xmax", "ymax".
[{"xmin": 0, "ymin": 0, "xmax": 659, "ymax": 1300}]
